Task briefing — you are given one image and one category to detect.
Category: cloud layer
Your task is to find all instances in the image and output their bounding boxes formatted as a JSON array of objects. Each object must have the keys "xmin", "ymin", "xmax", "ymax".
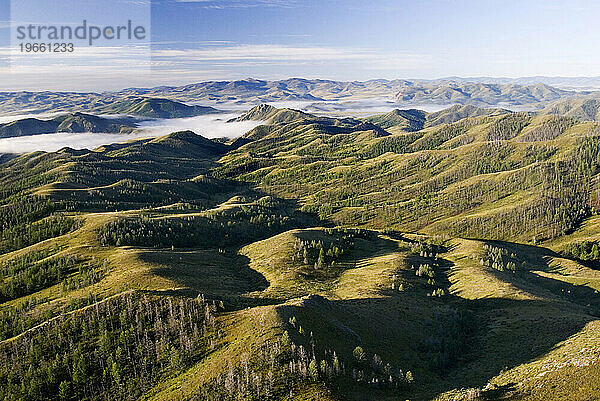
[
  {"xmin": 0, "ymin": 113, "xmax": 263, "ymax": 153},
  {"xmin": 0, "ymin": 44, "xmax": 427, "ymax": 91},
  {"xmin": 137, "ymin": 113, "xmax": 264, "ymax": 139}
]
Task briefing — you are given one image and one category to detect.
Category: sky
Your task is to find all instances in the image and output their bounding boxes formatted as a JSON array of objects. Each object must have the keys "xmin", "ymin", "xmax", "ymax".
[{"xmin": 0, "ymin": 0, "xmax": 599, "ymax": 91}]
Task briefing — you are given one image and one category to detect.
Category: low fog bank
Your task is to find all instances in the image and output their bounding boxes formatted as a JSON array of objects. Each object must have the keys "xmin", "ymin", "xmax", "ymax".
[
  {"xmin": 0, "ymin": 114, "xmax": 264, "ymax": 154},
  {"xmin": 215, "ymin": 98, "xmax": 531, "ymax": 117},
  {"xmin": 0, "ymin": 111, "xmax": 66, "ymax": 124},
  {"xmin": 137, "ymin": 114, "xmax": 264, "ymax": 139},
  {"xmin": 0, "ymin": 131, "xmax": 155, "ymax": 154},
  {"xmin": 0, "ymin": 99, "xmax": 532, "ymax": 154},
  {"xmin": 216, "ymin": 99, "xmax": 457, "ymax": 117}
]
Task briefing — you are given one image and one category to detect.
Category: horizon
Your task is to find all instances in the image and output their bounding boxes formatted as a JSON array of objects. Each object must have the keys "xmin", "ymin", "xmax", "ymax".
[{"xmin": 3, "ymin": 75, "xmax": 600, "ymax": 95}]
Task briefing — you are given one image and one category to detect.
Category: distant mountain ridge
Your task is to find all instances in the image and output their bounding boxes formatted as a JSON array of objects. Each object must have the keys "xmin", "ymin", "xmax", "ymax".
[
  {"xmin": 0, "ymin": 96, "xmax": 222, "ymax": 118},
  {"xmin": 441, "ymin": 76, "xmax": 600, "ymax": 90},
  {"xmin": 393, "ymin": 81, "xmax": 569, "ymax": 106},
  {"xmin": 0, "ymin": 78, "xmax": 591, "ymax": 115},
  {"xmin": 234, "ymin": 103, "xmax": 513, "ymax": 135},
  {"xmin": 229, "ymin": 104, "xmax": 391, "ymax": 149},
  {"xmin": 132, "ymin": 78, "xmax": 577, "ymax": 107},
  {"xmin": 363, "ymin": 104, "xmax": 511, "ymax": 131}
]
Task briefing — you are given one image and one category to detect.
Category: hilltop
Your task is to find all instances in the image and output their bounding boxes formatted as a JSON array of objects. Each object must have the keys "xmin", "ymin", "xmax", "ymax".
[
  {"xmin": 0, "ymin": 95, "xmax": 221, "ymax": 118},
  {"xmin": 229, "ymin": 104, "xmax": 391, "ymax": 141},
  {"xmin": 0, "ymin": 112, "xmax": 137, "ymax": 138},
  {"xmin": 541, "ymin": 95, "xmax": 600, "ymax": 121},
  {"xmin": 363, "ymin": 104, "xmax": 511, "ymax": 132},
  {"xmin": 0, "ymin": 98, "xmax": 224, "ymax": 138},
  {"xmin": 219, "ymin": 106, "xmax": 595, "ymax": 243},
  {"xmin": 102, "ymin": 97, "xmax": 221, "ymax": 118},
  {"xmin": 145, "ymin": 78, "xmax": 575, "ymax": 107}
]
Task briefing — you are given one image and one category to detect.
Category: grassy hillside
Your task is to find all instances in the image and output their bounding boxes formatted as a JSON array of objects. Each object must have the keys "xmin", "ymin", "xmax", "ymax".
[
  {"xmin": 1, "ymin": 104, "xmax": 600, "ymax": 401},
  {"xmin": 362, "ymin": 105, "xmax": 510, "ymax": 133},
  {"xmin": 363, "ymin": 109, "xmax": 426, "ymax": 131},
  {"xmin": 541, "ymin": 95, "xmax": 600, "ymax": 121},
  {"xmin": 218, "ymin": 107, "xmax": 597, "ymax": 244},
  {"xmin": 101, "ymin": 98, "xmax": 221, "ymax": 118},
  {"xmin": 0, "ymin": 113, "xmax": 137, "ymax": 138}
]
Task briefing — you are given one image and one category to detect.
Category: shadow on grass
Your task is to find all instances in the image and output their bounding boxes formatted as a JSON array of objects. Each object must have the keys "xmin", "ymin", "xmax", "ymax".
[
  {"xmin": 135, "ymin": 193, "xmax": 331, "ymax": 308},
  {"xmin": 276, "ymin": 291, "xmax": 594, "ymax": 400},
  {"xmin": 480, "ymin": 240, "xmax": 600, "ymax": 316},
  {"xmin": 138, "ymin": 226, "xmax": 600, "ymax": 400},
  {"xmin": 138, "ymin": 249, "xmax": 276, "ymax": 308},
  {"xmin": 269, "ymin": 239, "xmax": 599, "ymax": 401}
]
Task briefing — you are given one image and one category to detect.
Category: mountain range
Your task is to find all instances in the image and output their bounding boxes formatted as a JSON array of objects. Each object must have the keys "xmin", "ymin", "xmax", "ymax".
[
  {"xmin": 0, "ymin": 95, "xmax": 221, "ymax": 118},
  {"xmin": 0, "ymin": 78, "xmax": 595, "ymax": 116}
]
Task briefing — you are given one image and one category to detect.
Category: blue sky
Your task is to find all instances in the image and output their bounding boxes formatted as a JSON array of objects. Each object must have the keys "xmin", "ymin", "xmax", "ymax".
[{"xmin": 0, "ymin": 0, "xmax": 599, "ymax": 91}]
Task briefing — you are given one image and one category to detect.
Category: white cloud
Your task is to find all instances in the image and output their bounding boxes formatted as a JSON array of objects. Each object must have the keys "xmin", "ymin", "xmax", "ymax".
[
  {"xmin": 173, "ymin": 0, "xmax": 299, "ymax": 8},
  {"xmin": 137, "ymin": 113, "xmax": 264, "ymax": 139},
  {"xmin": 149, "ymin": 44, "xmax": 429, "ymax": 77},
  {"xmin": 152, "ymin": 44, "xmax": 425, "ymax": 65},
  {"xmin": 0, "ymin": 43, "xmax": 429, "ymax": 91},
  {"xmin": 0, "ymin": 131, "xmax": 152, "ymax": 153}
]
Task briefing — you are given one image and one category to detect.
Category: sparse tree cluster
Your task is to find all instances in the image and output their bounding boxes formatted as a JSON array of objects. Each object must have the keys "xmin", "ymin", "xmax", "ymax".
[
  {"xmin": 486, "ymin": 113, "xmax": 531, "ymax": 141},
  {"xmin": 0, "ymin": 292, "xmax": 218, "ymax": 400},
  {"xmin": 409, "ymin": 241, "xmax": 447, "ymax": 297},
  {"xmin": 0, "ymin": 292, "xmax": 99, "ymax": 341},
  {"xmin": 562, "ymin": 240, "xmax": 600, "ymax": 265},
  {"xmin": 99, "ymin": 200, "xmax": 303, "ymax": 249},
  {"xmin": 196, "ymin": 311, "xmax": 416, "ymax": 400},
  {"xmin": 292, "ymin": 237, "xmax": 346, "ymax": 269},
  {"xmin": 480, "ymin": 244, "xmax": 522, "ymax": 273},
  {"xmin": 518, "ymin": 116, "xmax": 577, "ymax": 142},
  {"xmin": 0, "ymin": 254, "xmax": 99, "ymax": 302}
]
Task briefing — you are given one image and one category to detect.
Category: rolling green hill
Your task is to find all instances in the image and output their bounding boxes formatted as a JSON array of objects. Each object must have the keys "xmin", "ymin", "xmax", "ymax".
[
  {"xmin": 363, "ymin": 104, "xmax": 511, "ymax": 133},
  {"xmin": 0, "ymin": 112, "xmax": 137, "ymax": 138},
  {"xmin": 126, "ymin": 78, "xmax": 581, "ymax": 107},
  {"xmin": 541, "ymin": 95, "xmax": 600, "ymax": 121},
  {"xmin": 1, "ymin": 104, "xmax": 600, "ymax": 401},
  {"xmin": 363, "ymin": 108, "xmax": 427, "ymax": 131},
  {"xmin": 218, "ymin": 107, "xmax": 595, "ymax": 243},
  {"xmin": 102, "ymin": 98, "xmax": 221, "ymax": 118},
  {"xmin": 0, "ymin": 95, "xmax": 221, "ymax": 118},
  {"xmin": 425, "ymin": 104, "xmax": 510, "ymax": 127},
  {"xmin": 55, "ymin": 113, "xmax": 138, "ymax": 133},
  {"xmin": 230, "ymin": 104, "xmax": 391, "ymax": 139}
]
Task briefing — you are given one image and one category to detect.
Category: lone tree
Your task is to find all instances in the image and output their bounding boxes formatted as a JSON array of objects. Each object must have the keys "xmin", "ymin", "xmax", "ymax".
[
  {"xmin": 353, "ymin": 346, "xmax": 366, "ymax": 362},
  {"xmin": 309, "ymin": 359, "xmax": 319, "ymax": 381}
]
